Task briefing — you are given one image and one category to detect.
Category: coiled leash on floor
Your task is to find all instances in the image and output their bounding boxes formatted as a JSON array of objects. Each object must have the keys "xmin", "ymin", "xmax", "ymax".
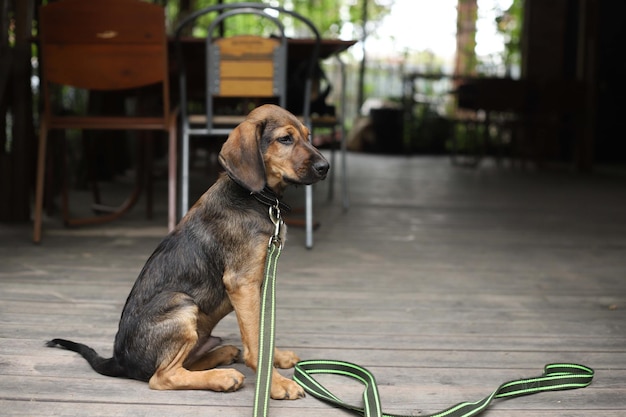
[
  {"xmin": 293, "ymin": 361, "xmax": 594, "ymax": 417},
  {"xmin": 253, "ymin": 202, "xmax": 594, "ymax": 417}
]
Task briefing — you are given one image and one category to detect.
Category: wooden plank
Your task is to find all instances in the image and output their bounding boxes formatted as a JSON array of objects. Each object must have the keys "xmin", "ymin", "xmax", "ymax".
[
  {"xmin": 0, "ymin": 370, "xmax": 619, "ymax": 410},
  {"xmin": 40, "ymin": 0, "xmax": 165, "ymax": 45},
  {"xmin": 219, "ymin": 79, "xmax": 275, "ymax": 97},
  {"xmin": 4, "ymin": 318, "xmax": 625, "ymax": 344},
  {"xmin": 1, "ymin": 348, "xmax": 623, "ymax": 378},
  {"xmin": 4, "ymin": 291, "xmax": 624, "ymax": 316},
  {"xmin": 217, "ymin": 36, "xmax": 279, "ymax": 57},
  {"xmin": 44, "ymin": 45, "xmax": 165, "ymax": 90},
  {"xmin": 0, "ymin": 401, "xmax": 358, "ymax": 417},
  {"xmin": 221, "ymin": 61, "xmax": 275, "ymax": 78},
  {"xmin": 2, "ymin": 400, "xmax": 623, "ymax": 417}
]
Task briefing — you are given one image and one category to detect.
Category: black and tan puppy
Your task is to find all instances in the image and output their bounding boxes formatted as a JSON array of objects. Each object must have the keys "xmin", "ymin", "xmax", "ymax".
[{"xmin": 47, "ymin": 104, "xmax": 329, "ymax": 400}]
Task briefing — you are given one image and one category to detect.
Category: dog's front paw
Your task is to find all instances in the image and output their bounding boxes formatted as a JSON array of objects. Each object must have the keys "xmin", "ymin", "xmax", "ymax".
[
  {"xmin": 270, "ymin": 374, "xmax": 305, "ymax": 400},
  {"xmin": 273, "ymin": 349, "xmax": 299, "ymax": 369}
]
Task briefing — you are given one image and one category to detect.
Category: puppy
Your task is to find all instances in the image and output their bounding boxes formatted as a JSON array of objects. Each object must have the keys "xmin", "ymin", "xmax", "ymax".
[{"xmin": 47, "ymin": 104, "xmax": 329, "ymax": 400}]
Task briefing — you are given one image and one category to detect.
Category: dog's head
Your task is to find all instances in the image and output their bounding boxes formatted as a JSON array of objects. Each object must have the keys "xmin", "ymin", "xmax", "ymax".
[{"xmin": 218, "ymin": 104, "xmax": 330, "ymax": 195}]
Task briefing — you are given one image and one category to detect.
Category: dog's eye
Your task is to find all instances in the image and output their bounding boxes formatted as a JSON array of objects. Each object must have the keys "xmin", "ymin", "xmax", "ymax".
[{"xmin": 277, "ymin": 135, "xmax": 294, "ymax": 145}]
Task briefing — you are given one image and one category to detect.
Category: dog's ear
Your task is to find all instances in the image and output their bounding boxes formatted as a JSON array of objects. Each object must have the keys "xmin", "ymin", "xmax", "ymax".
[{"xmin": 218, "ymin": 119, "xmax": 266, "ymax": 192}]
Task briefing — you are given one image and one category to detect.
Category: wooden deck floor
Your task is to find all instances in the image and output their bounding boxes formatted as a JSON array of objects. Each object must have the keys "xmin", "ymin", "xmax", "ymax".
[{"xmin": 1, "ymin": 154, "xmax": 625, "ymax": 416}]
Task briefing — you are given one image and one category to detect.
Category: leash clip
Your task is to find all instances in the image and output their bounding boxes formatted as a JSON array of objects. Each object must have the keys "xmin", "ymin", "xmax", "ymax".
[{"xmin": 268, "ymin": 202, "xmax": 283, "ymax": 249}]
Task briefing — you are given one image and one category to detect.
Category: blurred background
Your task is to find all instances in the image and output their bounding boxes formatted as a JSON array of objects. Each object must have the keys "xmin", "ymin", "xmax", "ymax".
[{"xmin": 1, "ymin": 0, "xmax": 624, "ymax": 224}]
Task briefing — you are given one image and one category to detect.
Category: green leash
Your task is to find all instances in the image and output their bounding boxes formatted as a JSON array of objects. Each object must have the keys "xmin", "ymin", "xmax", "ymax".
[
  {"xmin": 253, "ymin": 204, "xmax": 284, "ymax": 417},
  {"xmin": 253, "ymin": 203, "xmax": 595, "ymax": 417},
  {"xmin": 293, "ymin": 360, "xmax": 594, "ymax": 417}
]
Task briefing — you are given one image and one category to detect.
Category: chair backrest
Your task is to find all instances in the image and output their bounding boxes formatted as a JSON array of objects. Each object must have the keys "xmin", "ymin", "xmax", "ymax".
[
  {"xmin": 209, "ymin": 35, "xmax": 285, "ymax": 99},
  {"xmin": 38, "ymin": 0, "xmax": 170, "ymax": 119},
  {"xmin": 174, "ymin": 3, "xmax": 321, "ymax": 133}
]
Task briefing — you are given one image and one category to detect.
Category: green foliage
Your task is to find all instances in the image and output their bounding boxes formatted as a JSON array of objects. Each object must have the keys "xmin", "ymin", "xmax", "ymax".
[
  {"xmin": 345, "ymin": 0, "xmax": 393, "ymax": 37},
  {"xmin": 290, "ymin": 0, "xmax": 344, "ymax": 37},
  {"xmin": 172, "ymin": 0, "xmax": 392, "ymax": 39},
  {"xmin": 495, "ymin": 0, "xmax": 523, "ymax": 71}
]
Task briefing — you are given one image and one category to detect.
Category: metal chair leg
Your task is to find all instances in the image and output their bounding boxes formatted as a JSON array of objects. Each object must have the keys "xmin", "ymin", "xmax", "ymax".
[{"xmin": 305, "ymin": 184, "xmax": 314, "ymax": 249}]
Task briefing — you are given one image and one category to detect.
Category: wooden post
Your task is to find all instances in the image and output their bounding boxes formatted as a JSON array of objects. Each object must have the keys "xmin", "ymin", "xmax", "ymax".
[{"xmin": 0, "ymin": 0, "xmax": 35, "ymax": 222}]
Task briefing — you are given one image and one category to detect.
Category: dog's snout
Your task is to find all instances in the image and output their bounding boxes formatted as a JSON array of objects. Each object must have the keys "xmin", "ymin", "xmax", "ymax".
[{"xmin": 314, "ymin": 159, "xmax": 330, "ymax": 177}]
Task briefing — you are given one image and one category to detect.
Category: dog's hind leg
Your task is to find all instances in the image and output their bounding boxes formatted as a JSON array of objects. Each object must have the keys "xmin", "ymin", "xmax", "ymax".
[
  {"xmin": 150, "ymin": 350, "xmax": 244, "ymax": 392},
  {"xmin": 185, "ymin": 345, "xmax": 241, "ymax": 371},
  {"xmin": 182, "ymin": 302, "xmax": 241, "ymax": 371},
  {"xmin": 146, "ymin": 295, "xmax": 244, "ymax": 392}
]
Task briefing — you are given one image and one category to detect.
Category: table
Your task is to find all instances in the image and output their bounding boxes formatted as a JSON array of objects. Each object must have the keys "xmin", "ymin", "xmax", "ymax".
[
  {"xmin": 173, "ymin": 36, "xmax": 355, "ymax": 59},
  {"xmin": 171, "ymin": 37, "xmax": 356, "ymax": 103}
]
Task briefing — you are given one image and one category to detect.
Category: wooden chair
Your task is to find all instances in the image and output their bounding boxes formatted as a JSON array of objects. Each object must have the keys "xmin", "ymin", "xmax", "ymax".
[
  {"xmin": 174, "ymin": 3, "xmax": 324, "ymax": 248},
  {"xmin": 33, "ymin": 0, "xmax": 178, "ymax": 243}
]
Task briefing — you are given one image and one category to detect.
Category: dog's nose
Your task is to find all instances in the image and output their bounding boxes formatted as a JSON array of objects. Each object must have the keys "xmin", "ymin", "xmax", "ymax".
[{"xmin": 314, "ymin": 159, "xmax": 330, "ymax": 177}]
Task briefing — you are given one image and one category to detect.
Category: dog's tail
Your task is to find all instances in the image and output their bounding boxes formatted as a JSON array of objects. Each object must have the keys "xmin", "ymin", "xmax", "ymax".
[{"xmin": 46, "ymin": 338, "xmax": 126, "ymax": 378}]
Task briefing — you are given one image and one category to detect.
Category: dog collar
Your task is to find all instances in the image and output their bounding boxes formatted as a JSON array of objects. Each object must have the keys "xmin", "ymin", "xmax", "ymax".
[
  {"xmin": 252, "ymin": 187, "xmax": 291, "ymax": 213},
  {"xmin": 223, "ymin": 172, "xmax": 290, "ymax": 213}
]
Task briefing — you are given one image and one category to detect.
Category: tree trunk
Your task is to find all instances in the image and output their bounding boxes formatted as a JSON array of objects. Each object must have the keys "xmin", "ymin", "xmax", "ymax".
[{"xmin": 454, "ymin": 0, "xmax": 478, "ymax": 77}]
